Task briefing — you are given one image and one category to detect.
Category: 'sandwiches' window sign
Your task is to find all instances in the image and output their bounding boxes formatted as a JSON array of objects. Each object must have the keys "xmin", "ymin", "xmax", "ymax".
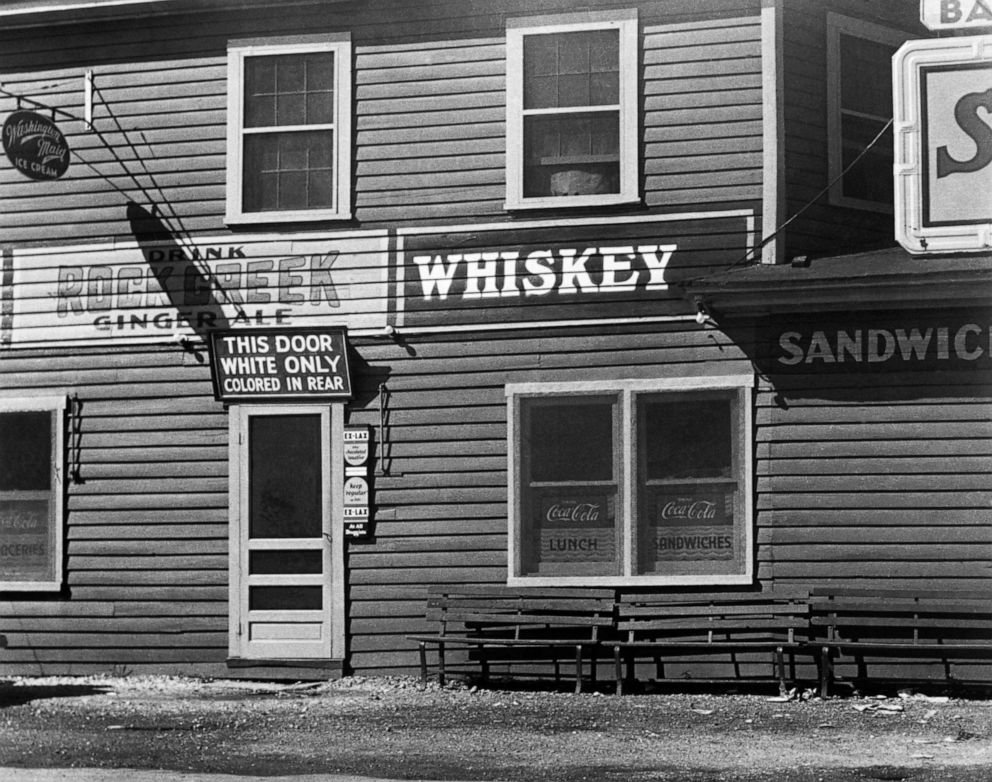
[
  {"xmin": 209, "ymin": 326, "xmax": 351, "ymax": 402},
  {"xmin": 648, "ymin": 491, "xmax": 735, "ymax": 563},
  {"xmin": 758, "ymin": 309, "xmax": 992, "ymax": 373},
  {"xmin": 397, "ymin": 212, "xmax": 755, "ymax": 328},
  {"xmin": 3, "ymin": 232, "xmax": 388, "ymax": 348}
]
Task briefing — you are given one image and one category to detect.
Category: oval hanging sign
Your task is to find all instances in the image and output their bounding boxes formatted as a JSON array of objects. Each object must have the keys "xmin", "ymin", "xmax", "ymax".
[{"xmin": 2, "ymin": 110, "xmax": 70, "ymax": 181}]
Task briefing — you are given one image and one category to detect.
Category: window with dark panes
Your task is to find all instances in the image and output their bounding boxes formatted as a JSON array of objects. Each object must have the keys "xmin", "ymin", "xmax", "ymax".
[
  {"xmin": 509, "ymin": 381, "xmax": 752, "ymax": 586},
  {"xmin": 243, "ymin": 53, "xmax": 335, "ymax": 212},
  {"xmin": 0, "ymin": 399, "xmax": 64, "ymax": 591},
  {"xmin": 827, "ymin": 14, "xmax": 904, "ymax": 211},
  {"xmin": 519, "ymin": 396, "xmax": 620, "ymax": 577},
  {"xmin": 838, "ymin": 34, "xmax": 897, "ymax": 205},
  {"xmin": 637, "ymin": 392, "xmax": 742, "ymax": 577},
  {"xmin": 227, "ymin": 38, "xmax": 352, "ymax": 223},
  {"xmin": 506, "ymin": 15, "xmax": 638, "ymax": 209},
  {"xmin": 523, "ymin": 29, "xmax": 621, "ymax": 198}
]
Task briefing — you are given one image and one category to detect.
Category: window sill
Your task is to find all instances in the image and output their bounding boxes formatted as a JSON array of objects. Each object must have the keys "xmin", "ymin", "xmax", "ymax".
[
  {"xmin": 225, "ymin": 210, "xmax": 353, "ymax": 225},
  {"xmin": 827, "ymin": 192, "xmax": 894, "ymax": 214},
  {"xmin": 507, "ymin": 574, "xmax": 753, "ymax": 588},
  {"xmin": 503, "ymin": 193, "xmax": 641, "ymax": 212},
  {"xmin": 0, "ymin": 581, "xmax": 63, "ymax": 592}
]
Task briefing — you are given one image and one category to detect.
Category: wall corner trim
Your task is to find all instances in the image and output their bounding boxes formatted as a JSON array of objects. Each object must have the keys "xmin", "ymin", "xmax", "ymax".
[{"xmin": 761, "ymin": 0, "xmax": 786, "ymax": 265}]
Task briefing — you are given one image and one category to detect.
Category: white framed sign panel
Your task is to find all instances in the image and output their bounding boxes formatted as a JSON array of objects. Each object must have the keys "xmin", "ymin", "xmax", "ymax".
[{"xmin": 893, "ymin": 35, "xmax": 992, "ymax": 254}]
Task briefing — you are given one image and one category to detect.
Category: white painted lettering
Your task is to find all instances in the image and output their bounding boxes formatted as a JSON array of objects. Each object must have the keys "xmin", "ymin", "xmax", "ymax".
[{"xmin": 414, "ymin": 254, "xmax": 460, "ymax": 299}]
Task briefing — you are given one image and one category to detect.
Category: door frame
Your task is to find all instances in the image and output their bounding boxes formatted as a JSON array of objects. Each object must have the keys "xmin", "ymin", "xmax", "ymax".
[{"xmin": 227, "ymin": 403, "xmax": 345, "ymax": 661}]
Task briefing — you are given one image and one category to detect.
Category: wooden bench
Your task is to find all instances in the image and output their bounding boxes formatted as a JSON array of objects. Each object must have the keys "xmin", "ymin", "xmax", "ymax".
[
  {"xmin": 611, "ymin": 590, "xmax": 810, "ymax": 695},
  {"xmin": 407, "ymin": 585, "xmax": 616, "ymax": 693},
  {"xmin": 810, "ymin": 588, "xmax": 992, "ymax": 697}
]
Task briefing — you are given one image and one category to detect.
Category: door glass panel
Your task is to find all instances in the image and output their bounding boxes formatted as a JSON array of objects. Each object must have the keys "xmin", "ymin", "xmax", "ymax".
[
  {"xmin": 250, "ymin": 586, "xmax": 323, "ymax": 611},
  {"xmin": 249, "ymin": 414, "xmax": 321, "ymax": 538},
  {"xmin": 249, "ymin": 550, "xmax": 322, "ymax": 575}
]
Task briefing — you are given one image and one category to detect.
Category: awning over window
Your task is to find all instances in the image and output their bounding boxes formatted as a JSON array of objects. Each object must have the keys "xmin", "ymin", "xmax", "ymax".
[{"xmin": 680, "ymin": 246, "xmax": 992, "ymax": 318}]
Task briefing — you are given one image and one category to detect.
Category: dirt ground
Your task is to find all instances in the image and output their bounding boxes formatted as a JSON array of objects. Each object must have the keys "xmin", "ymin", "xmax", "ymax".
[{"xmin": 0, "ymin": 674, "xmax": 990, "ymax": 781}]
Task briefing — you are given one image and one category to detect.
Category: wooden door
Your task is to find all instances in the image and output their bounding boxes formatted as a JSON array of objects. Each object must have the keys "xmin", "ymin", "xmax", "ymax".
[{"xmin": 229, "ymin": 405, "xmax": 344, "ymax": 660}]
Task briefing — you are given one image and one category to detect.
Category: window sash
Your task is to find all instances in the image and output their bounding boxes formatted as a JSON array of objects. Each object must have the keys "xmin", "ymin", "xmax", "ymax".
[
  {"xmin": 507, "ymin": 377, "xmax": 753, "ymax": 587},
  {"xmin": 826, "ymin": 13, "xmax": 905, "ymax": 213},
  {"xmin": 505, "ymin": 15, "xmax": 638, "ymax": 210},
  {"xmin": 226, "ymin": 37, "xmax": 352, "ymax": 224},
  {"xmin": 0, "ymin": 396, "xmax": 65, "ymax": 592}
]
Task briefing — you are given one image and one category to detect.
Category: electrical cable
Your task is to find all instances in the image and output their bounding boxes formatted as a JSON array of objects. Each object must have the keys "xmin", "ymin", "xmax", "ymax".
[{"xmin": 682, "ymin": 116, "xmax": 896, "ymax": 287}]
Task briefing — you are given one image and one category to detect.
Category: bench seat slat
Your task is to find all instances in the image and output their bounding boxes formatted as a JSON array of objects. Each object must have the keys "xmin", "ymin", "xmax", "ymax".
[
  {"xmin": 811, "ymin": 616, "xmax": 992, "ymax": 630},
  {"xmin": 622, "ymin": 603, "xmax": 806, "ymax": 618}
]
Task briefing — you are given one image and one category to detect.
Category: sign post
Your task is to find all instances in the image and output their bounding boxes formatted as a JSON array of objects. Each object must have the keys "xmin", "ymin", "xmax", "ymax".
[{"xmin": 893, "ymin": 35, "xmax": 992, "ymax": 254}]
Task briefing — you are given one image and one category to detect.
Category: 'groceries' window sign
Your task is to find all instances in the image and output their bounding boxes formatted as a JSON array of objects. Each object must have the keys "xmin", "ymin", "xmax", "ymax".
[{"xmin": 209, "ymin": 326, "xmax": 352, "ymax": 402}]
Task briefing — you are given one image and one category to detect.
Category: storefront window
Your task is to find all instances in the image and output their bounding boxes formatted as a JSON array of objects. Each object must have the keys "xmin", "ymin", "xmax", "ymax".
[
  {"xmin": 637, "ymin": 393, "xmax": 742, "ymax": 576},
  {"xmin": 506, "ymin": 12, "xmax": 638, "ymax": 210},
  {"xmin": 508, "ymin": 378, "xmax": 753, "ymax": 586},
  {"xmin": 0, "ymin": 397, "xmax": 65, "ymax": 591},
  {"xmin": 520, "ymin": 396, "xmax": 620, "ymax": 577},
  {"xmin": 226, "ymin": 36, "xmax": 352, "ymax": 223}
]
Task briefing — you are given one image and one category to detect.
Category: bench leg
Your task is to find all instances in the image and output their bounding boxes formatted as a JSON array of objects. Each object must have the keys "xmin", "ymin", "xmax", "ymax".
[
  {"xmin": 614, "ymin": 646, "xmax": 623, "ymax": 696},
  {"xmin": 774, "ymin": 646, "xmax": 786, "ymax": 696},
  {"xmin": 819, "ymin": 646, "xmax": 831, "ymax": 698},
  {"xmin": 574, "ymin": 645, "xmax": 583, "ymax": 694},
  {"xmin": 480, "ymin": 650, "xmax": 489, "ymax": 686},
  {"xmin": 418, "ymin": 642, "xmax": 428, "ymax": 686},
  {"xmin": 553, "ymin": 649, "xmax": 561, "ymax": 685},
  {"xmin": 438, "ymin": 641, "xmax": 446, "ymax": 687}
]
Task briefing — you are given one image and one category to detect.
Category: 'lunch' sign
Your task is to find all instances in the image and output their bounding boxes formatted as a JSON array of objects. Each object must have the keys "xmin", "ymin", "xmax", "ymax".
[{"xmin": 209, "ymin": 326, "xmax": 351, "ymax": 402}]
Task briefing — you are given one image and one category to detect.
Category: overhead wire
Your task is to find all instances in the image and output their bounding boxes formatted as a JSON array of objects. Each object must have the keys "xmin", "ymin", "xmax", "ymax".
[{"xmin": 682, "ymin": 116, "xmax": 896, "ymax": 287}]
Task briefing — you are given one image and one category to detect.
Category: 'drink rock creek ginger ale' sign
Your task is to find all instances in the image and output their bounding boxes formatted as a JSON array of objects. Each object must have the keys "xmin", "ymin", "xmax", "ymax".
[{"xmin": 209, "ymin": 326, "xmax": 351, "ymax": 402}]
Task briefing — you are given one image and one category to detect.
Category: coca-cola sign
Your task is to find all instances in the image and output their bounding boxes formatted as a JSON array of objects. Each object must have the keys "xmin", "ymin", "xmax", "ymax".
[
  {"xmin": 535, "ymin": 495, "xmax": 615, "ymax": 567},
  {"xmin": 544, "ymin": 500, "xmax": 601, "ymax": 525},
  {"xmin": 2, "ymin": 110, "xmax": 70, "ymax": 181},
  {"xmin": 656, "ymin": 492, "xmax": 732, "ymax": 526},
  {"xmin": 540, "ymin": 496, "xmax": 608, "ymax": 527}
]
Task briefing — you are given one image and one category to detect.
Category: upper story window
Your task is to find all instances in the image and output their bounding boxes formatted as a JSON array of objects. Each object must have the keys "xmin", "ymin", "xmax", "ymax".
[
  {"xmin": 827, "ymin": 14, "xmax": 905, "ymax": 212},
  {"xmin": 505, "ymin": 12, "xmax": 639, "ymax": 210},
  {"xmin": 0, "ymin": 396, "xmax": 65, "ymax": 592},
  {"xmin": 507, "ymin": 376, "xmax": 754, "ymax": 587},
  {"xmin": 226, "ymin": 35, "xmax": 352, "ymax": 224}
]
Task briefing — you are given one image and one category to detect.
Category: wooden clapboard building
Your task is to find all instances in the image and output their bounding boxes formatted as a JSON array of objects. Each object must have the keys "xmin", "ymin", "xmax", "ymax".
[{"xmin": 0, "ymin": 0, "xmax": 988, "ymax": 682}]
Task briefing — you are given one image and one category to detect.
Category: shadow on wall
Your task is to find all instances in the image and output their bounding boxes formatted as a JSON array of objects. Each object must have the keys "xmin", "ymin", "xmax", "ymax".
[{"xmin": 126, "ymin": 201, "xmax": 230, "ymax": 339}]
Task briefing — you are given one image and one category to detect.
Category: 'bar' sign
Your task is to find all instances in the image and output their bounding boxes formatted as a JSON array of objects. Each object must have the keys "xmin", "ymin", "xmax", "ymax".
[{"xmin": 209, "ymin": 326, "xmax": 351, "ymax": 402}]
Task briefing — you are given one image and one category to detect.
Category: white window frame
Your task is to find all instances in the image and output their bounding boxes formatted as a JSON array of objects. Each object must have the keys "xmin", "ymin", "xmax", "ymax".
[
  {"xmin": 226, "ymin": 34, "xmax": 353, "ymax": 225},
  {"xmin": 506, "ymin": 375, "xmax": 754, "ymax": 587},
  {"xmin": 826, "ymin": 13, "xmax": 906, "ymax": 213},
  {"xmin": 505, "ymin": 10, "xmax": 639, "ymax": 211},
  {"xmin": 0, "ymin": 395, "xmax": 66, "ymax": 592}
]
